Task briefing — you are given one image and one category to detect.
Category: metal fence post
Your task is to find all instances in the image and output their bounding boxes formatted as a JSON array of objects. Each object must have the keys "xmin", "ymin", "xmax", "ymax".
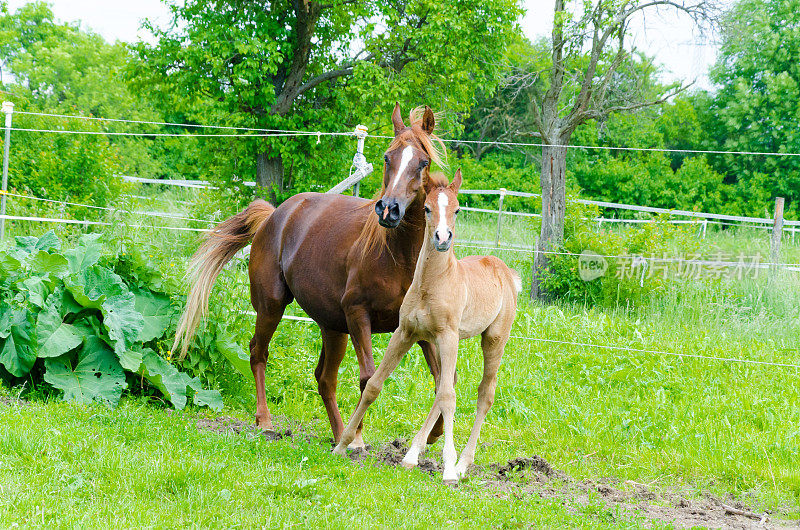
[
  {"xmin": 352, "ymin": 125, "xmax": 368, "ymax": 197},
  {"xmin": 1, "ymin": 101, "xmax": 13, "ymax": 242},
  {"xmin": 770, "ymin": 197, "xmax": 785, "ymax": 275},
  {"xmin": 494, "ymin": 188, "xmax": 506, "ymax": 247}
]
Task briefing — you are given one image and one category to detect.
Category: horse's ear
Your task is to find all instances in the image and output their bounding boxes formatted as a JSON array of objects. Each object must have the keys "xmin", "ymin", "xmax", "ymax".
[
  {"xmin": 392, "ymin": 102, "xmax": 405, "ymax": 135},
  {"xmin": 423, "ymin": 173, "xmax": 437, "ymax": 195},
  {"xmin": 449, "ymin": 168, "xmax": 463, "ymax": 193},
  {"xmin": 421, "ymin": 105, "xmax": 435, "ymax": 135}
]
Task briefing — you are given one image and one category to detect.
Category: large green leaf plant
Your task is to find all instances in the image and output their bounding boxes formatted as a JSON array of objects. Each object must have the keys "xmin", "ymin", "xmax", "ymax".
[{"xmin": 0, "ymin": 231, "xmax": 223, "ymax": 410}]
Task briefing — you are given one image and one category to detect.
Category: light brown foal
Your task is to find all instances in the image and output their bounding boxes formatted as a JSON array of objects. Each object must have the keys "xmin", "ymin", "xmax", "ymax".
[{"xmin": 333, "ymin": 169, "xmax": 521, "ymax": 483}]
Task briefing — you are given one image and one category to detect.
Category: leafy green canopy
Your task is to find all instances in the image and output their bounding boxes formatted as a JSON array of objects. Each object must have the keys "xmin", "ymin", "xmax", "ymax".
[
  {"xmin": 704, "ymin": 0, "xmax": 800, "ymax": 216},
  {"xmin": 0, "ymin": 1, "xmax": 206, "ymax": 203},
  {"xmin": 0, "ymin": 231, "xmax": 222, "ymax": 410},
  {"xmin": 133, "ymin": 0, "xmax": 521, "ymax": 198}
]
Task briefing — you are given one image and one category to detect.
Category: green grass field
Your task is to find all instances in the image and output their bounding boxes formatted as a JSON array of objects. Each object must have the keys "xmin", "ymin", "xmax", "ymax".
[{"xmin": 1, "ymin": 186, "xmax": 799, "ymax": 528}]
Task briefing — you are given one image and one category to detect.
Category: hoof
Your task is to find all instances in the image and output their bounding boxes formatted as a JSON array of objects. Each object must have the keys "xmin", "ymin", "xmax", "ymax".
[
  {"xmin": 347, "ymin": 436, "xmax": 366, "ymax": 451},
  {"xmin": 332, "ymin": 444, "xmax": 347, "ymax": 456},
  {"xmin": 442, "ymin": 472, "xmax": 459, "ymax": 484},
  {"xmin": 443, "ymin": 479, "xmax": 459, "ymax": 487},
  {"xmin": 255, "ymin": 415, "xmax": 274, "ymax": 432},
  {"xmin": 400, "ymin": 458, "xmax": 417, "ymax": 470}
]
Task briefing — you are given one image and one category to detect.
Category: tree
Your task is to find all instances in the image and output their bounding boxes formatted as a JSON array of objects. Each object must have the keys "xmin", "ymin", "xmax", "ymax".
[
  {"xmin": 507, "ymin": 0, "xmax": 715, "ymax": 300},
  {"xmin": 0, "ymin": 2, "xmax": 138, "ymax": 204},
  {"xmin": 704, "ymin": 0, "xmax": 800, "ymax": 218},
  {"xmin": 135, "ymin": 0, "xmax": 521, "ymax": 199}
]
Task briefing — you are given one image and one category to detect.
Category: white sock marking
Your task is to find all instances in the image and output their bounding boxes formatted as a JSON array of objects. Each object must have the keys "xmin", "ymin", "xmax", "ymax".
[
  {"xmin": 436, "ymin": 193, "xmax": 449, "ymax": 242},
  {"xmin": 389, "ymin": 145, "xmax": 414, "ymax": 192}
]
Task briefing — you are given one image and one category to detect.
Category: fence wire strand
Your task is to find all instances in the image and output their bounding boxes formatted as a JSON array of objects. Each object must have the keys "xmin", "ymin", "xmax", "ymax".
[{"xmin": 14, "ymin": 109, "xmax": 800, "ymax": 157}]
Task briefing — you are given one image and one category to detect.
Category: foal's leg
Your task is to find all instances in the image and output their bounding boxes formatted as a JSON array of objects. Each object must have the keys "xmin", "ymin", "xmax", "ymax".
[
  {"xmin": 455, "ymin": 332, "xmax": 506, "ymax": 478},
  {"xmin": 333, "ymin": 328, "xmax": 416, "ymax": 455},
  {"xmin": 402, "ymin": 331, "xmax": 460, "ymax": 482},
  {"xmin": 314, "ymin": 327, "xmax": 349, "ymax": 443},
  {"xmin": 418, "ymin": 341, "xmax": 445, "ymax": 444}
]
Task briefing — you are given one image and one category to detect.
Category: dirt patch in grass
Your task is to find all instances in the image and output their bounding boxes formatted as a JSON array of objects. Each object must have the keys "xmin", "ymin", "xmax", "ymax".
[
  {"xmin": 347, "ymin": 438, "xmax": 442, "ymax": 473},
  {"xmin": 198, "ymin": 415, "xmax": 790, "ymax": 528},
  {"xmin": 344, "ymin": 440, "xmax": 788, "ymax": 529},
  {"xmin": 195, "ymin": 414, "xmax": 310, "ymax": 441},
  {"xmin": 478, "ymin": 457, "xmax": 787, "ymax": 529}
]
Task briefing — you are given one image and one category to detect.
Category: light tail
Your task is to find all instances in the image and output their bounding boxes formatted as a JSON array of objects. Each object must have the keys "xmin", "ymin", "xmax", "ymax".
[
  {"xmin": 173, "ymin": 199, "xmax": 275, "ymax": 359},
  {"xmin": 511, "ymin": 270, "xmax": 522, "ymax": 294}
]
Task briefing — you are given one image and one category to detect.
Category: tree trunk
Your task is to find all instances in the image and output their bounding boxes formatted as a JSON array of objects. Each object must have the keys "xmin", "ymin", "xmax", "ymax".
[
  {"xmin": 531, "ymin": 143, "xmax": 568, "ymax": 301},
  {"xmin": 256, "ymin": 150, "xmax": 284, "ymax": 201}
]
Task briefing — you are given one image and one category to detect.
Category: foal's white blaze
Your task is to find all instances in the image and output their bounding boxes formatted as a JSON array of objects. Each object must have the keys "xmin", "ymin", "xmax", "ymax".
[
  {"xmin": 389, "ymin": 145, "xmax": 414, "ymax": 192},
  {"xmin": 436, "ymin": 192, "xmax": 450, "ymax": 242}
]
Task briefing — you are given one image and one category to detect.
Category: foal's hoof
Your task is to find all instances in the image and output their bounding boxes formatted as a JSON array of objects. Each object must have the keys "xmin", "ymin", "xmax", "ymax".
[
  {"xmin": 332, "ymin": 444, "xmax": 347, "ymax": 456},
  {"xmin": 400, "ymin": 459, "xmax": 417, "ymax": 470},
  {"xmin": 347, "ymin": 433, "xmax": 366, "ymax": 451}
]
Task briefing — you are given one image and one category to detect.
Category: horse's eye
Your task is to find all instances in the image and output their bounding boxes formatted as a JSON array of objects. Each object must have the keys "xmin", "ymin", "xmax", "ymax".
[
  {"xmin": 419, "ymin": 160, "xmax": 429, "ymax": 169},
  {"xmin": 384, "ymin": 154, "xmax": 389, "ymax": 164},
  {"xmin": 424, "ymin": 206, "xmax": 431, "ymax": 214},
  {"xmin": 455, "ymin": 208, "xmax": 461, "ymax": 215}
]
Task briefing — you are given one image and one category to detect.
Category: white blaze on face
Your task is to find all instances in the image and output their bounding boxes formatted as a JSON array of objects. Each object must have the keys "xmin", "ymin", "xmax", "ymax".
[
  {"xmin": 389, "ymin": 145, "xmax": 414, "ymax": 192},
  {"xmin": 436, "ymin": 192, "xmax": 450, "ymax": 243}
]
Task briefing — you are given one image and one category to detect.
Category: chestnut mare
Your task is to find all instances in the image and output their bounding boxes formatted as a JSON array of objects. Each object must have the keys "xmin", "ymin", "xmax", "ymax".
[{"xmin": 174, "ymin": 104, "xmax": 447, "ymax": 446}]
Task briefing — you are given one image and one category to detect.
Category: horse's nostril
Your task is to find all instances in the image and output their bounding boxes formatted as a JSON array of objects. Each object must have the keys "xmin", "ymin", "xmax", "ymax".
[{"xmin": 375, "ymin": 200, "xmax": 385, "ymax": 215}]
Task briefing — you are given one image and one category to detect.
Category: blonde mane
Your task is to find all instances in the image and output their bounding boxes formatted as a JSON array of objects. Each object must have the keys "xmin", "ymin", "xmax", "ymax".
[{"xmin": 355, "ymin": 108, "xmax": 448, "ymax": 261}]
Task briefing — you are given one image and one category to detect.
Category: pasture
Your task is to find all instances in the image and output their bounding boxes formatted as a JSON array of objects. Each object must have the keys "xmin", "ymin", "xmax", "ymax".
[{"xmin": 1, "ymin": 185, "xmax": 799, "ymax": 528}]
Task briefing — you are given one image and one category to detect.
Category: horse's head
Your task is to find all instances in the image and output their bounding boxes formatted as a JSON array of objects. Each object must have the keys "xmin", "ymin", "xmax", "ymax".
[
  {"xmin": 424, "ymin": 169, "xmax": 462, "ymax": 252},
  {"xmin": 375, "ymin": 103, "xmax": 444, "ymax": 228}
]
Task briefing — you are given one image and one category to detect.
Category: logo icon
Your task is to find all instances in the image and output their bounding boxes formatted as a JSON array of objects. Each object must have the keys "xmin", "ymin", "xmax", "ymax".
[{"xmin": 578, "ymin": 250, "xmax": 607, "ymax": 281}]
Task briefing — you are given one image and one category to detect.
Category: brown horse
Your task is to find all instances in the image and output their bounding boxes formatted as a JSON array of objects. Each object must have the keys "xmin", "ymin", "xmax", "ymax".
[{"xmin": 174, "ymin": 104, "xmax": 447, "ymax": 446}]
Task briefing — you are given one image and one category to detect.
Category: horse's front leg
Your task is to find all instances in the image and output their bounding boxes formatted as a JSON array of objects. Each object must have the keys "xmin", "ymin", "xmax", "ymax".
[
  {"xmin": 343, "ymin": 306, "xmax": 375, "ymax": 450},
  {"xmin": 334, "ymin": 327, "xmax": 416, "ymax": 455},
  {"xmin": 403, "ymin": 331, "xmax": 460, "ymax": 483}
]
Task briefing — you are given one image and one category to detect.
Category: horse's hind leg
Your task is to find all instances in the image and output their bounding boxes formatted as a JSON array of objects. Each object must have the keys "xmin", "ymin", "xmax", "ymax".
[
  {"xmin": 455, "ymin": 330, "xmax": 506, "ymax": 478},
  {"xmin": 314, "ymin": 327, "xmax": 348, "ymax": 443},
  {"xmin": 249, "ymin": 273, "xmax": 292, "ymax": 430}
]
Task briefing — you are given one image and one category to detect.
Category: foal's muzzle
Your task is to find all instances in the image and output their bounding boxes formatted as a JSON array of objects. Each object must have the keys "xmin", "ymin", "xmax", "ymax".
[
  {"xmin": 375, "ymin": 198, "xmax": 404, "ymax": 228},
  {"xmin": 433, "ymin": 230, "xmax": 453, "ymax": 252}
]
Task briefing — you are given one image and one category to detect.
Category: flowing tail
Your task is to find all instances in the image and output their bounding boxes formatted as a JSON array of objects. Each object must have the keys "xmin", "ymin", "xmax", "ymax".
[{"xmin": 173, "ymin": 199, "xmax": 276, "ymax": 359}]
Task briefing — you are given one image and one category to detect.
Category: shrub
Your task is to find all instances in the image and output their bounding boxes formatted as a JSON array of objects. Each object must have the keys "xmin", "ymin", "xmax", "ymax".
[{"xmin": 537, "ymin": 203, "xmax": 700, "ymax": 308}]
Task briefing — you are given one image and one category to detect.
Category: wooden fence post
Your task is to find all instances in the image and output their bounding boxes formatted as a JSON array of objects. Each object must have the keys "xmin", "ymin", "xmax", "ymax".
[{"xmin": 770, "ymin": 197, "xmax": 785, "ymax": 274}]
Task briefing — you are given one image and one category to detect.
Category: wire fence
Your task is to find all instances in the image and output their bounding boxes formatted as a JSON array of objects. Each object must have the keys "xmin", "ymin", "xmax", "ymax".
[
  {"xmin": 3, "ymin": 107, "xmax": 799, "ymax": 373},
  {"xmin": 14, "ymin": 108, "xmax": 800, "ymax": 158},
  {"xmin": 252, "ymin": 307, "xmax": 800, "ymax": 370}
]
